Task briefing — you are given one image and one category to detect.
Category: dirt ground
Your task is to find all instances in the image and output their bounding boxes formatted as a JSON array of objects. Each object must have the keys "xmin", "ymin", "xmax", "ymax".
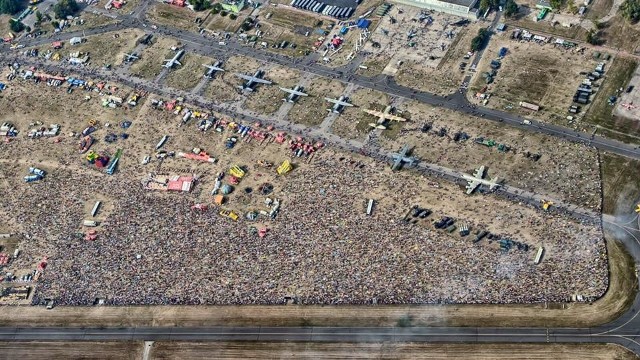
[
  {"xmin": 359, "ymin": 6, "xmax": 461, "ymax": 77},
  {"xmin": 145, "ymin": 3, "xmax": 200, "ymax": 32},
  {"xmin": 378, "ymin": 102, "xmax": 602, "ymax": 210},
  {"xmin": 286, "ymin": 78, "xmax": 344, "ymax": 126},
  {"xmin": 52, "ymin": 29, "xmax": 144, "ymax": 68},
  {"xmin": 164, "ymin": 52, "xmax": 216, "ymax": 91},
  {"xmin": 129, "ymin": 36, "xmax": 183, "ymax": 80},
  {"xmin": 0, "ymin": 14, "xmax": 12, "ymax": 36},
  {"xmin": 395, "ymin": 21, "xmax": 485, "ymax": 96},
  {"xmin": 0, "ymin": 342, "xmax": 143, "ymax": 360},
  {"xmin": 243, "ymin": 65, "xmax": 301, "ymax": 115},
  {"xmin": 470, "ymin": 34, "xmax": 600, "ymax": 129},
  {"xmin": 601, "ymin": 153, "xmax": 640, "ymax": 215},
  {"xmin": 149, "ymin": 342, "xmax": 638, "ymax": 360},
  {"xmin": 330, "ymin": 87, "xmax": 389, "ymax": 140},
  {"xmin": 258, "ymin": 5, "xmax": 328, "ymax": 57}
]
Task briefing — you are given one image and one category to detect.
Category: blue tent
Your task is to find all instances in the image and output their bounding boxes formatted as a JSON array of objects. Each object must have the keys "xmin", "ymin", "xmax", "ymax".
[{"xmin": 357, "ymin": 18, "xmax": 371, "ymax": 29}]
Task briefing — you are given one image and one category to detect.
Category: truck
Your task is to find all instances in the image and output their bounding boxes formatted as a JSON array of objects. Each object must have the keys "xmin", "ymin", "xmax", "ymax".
[
  {"xmin": 519, "ymin": 101, "xmax": 540, "ymax": 111},
  {"xmin": 83, "ymin": 220, "xmax": 99, "ymax": 227},
  {"xmin": 522, "ymin": 120, "xmax": 531, "ymax": 125},
  {"xmin": 219, "ymin": 209, "xmax": 239, "ymax": 221}
]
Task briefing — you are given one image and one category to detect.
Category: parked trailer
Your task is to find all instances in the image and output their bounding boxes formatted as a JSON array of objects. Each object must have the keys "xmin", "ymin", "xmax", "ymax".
[
  {"xmin": 338, "ymin": 8, "xmax": 347, "ymax": 17},
  {"xmin": 323, "ymin": 5, "xmax": 332, "ymax": 14},
  {"xmin": 91, "ymin": 201, "xmax": 101, "ymax": 217},
  {"xmin": 329, "ymin": 7, "xmax": 340, "ymax": 16},
  {"xmin": 519, "ymin": 101, "xmax": 540, "ymax": 111},
  {"xmin": 366, "ymin": 199, "xmax": 374, "ymax": 215},
  {"xmin": 576, "ymin": 97, "xmax": 589, "ymax": 104},
  {"xmin": 298, "ymin": 0, "xmax": 309, "ymax": 7},
  {"xmin": 83, "ymin": 220, "xmax": 99, "ymax": 227},
  {"xmin": 289, "ymin": 0, "xmax": 296, "ymax": 4},
  {"xmin": 534, "ymin": 246, "xmax": 545, "ymax": 264},
  {"xmin": 306, "ymin": 1, "xmax": 316, "ymax": 9}
]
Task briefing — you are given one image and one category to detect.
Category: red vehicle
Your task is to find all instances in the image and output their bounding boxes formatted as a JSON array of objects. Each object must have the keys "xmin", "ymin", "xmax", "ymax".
[{"xmin": 79, "ymin": 135, "xmax": 94, "ymax": 153}]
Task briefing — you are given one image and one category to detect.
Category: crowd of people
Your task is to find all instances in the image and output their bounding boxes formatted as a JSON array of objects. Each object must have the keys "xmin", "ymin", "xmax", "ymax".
[{"xmin": 0, "ymin": 144, "xmax": 608, "ymax": 306}]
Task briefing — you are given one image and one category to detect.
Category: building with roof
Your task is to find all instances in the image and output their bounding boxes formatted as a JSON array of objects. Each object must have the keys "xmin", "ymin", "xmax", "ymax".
[
  {"xmin": 221, "ymin": 0, "xmax": 245, "ymax": 13},
  {"xmin": 391, "ymin": 0, "xmax": 479, "ymax": 18}
]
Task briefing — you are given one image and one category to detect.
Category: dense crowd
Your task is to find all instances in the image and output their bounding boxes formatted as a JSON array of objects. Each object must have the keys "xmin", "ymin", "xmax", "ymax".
[{"xmin": 0, "ymin": 145, "xmax": 608, "ymax": 306}]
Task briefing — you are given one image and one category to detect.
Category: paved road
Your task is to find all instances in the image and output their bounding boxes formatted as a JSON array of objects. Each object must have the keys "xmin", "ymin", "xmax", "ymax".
[
  {"xmin": 9, "ymin": 13, "xmax": 640, "ymax": 161},
  {"xmin": 3, "ymin": 3, "xmax": 640, "ymax": 356}
]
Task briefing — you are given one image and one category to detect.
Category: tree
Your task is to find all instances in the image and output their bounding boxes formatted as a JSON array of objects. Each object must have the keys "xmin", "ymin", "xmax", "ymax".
[
  {"xmin": 9, "ymin": 19, "xmax": 24, "ymax": 33},
  {"xmin": 191, "ymin": 0, "xmax": 211, "ymax": 11},
  {"xmin": 504, "ymin": 0, "xmax": 518, "ymax": 17},
  {"xmin": 35, "ymin": 10, "xmax": 43, "ymax": 24},
  {"xmin": 470, "ymin": 28, "xmax": 490, "ymax": 52},
  {"xmin": 586, "ymin": 28, "xmax": 599, "ymax": 44},
  {"xmin": 479, "ymin": 0, "xmax": 491, "ymax": 12},
  {"xmin": 550, "ymin": 0, "xmax": 565, "ymax": 9},
  {"xmin": 53, "ymin": 0, "xmax": 79, "ymax": 19},
  {"xmin": 0, "ymin": 0, "xmax": 21, "ymax": 15},
  {"xmin": 229, "ymin": 13, "xmax": 237, "ymax": 20},
  {"xmin": 620, "ymin": 0, "xmax": 640, "ymax": 22}
]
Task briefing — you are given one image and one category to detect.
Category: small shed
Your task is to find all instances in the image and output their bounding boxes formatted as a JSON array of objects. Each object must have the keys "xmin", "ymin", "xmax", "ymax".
[{"xmin": 495, "ymin": 23, "xmax": 506, "ymax": 32}]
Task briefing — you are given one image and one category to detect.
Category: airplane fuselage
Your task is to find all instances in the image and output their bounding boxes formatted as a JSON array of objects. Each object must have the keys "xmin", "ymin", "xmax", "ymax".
[{"xmin": 163, "ymin": 49, "xmax": 185, "ymax": 69}]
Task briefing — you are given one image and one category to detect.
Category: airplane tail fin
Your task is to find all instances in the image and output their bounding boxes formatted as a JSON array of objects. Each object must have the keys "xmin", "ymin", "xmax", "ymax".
[{"xmin": 489, "ymin": 177, "xmax": 500, "ymax": 189}]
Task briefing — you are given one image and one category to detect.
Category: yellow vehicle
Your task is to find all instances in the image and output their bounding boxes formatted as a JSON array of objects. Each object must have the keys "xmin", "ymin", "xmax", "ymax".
[
  {"xmin": 277, "ymin": 160, "xmax": 292, "ymax": 175},
  {"xmin": 219, "ymin": 209, "xmax": 239, "ymax": 221},
  {"xmin": 229, "ymin": 165, "xmax": 245, "ymax": 179},
  {"xmin": 635, "ymin": 204, "xmax": 640, "ymax": 213},
  {"xmin": 541, "ymin": 200, "xmax": 553, "ymax": 211}
]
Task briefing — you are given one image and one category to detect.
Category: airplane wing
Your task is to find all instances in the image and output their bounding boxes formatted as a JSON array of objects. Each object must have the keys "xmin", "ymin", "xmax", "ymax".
[
  {"xmin": 235, "ymin": 73, "xmax": 254, "ymax": 81},
  {"xmin": 473, "ymin": 166, "xmax": 485, "ymax": 178},
  {"xmin": 362, "ymin": 109, "xmax": 385, "ymax": 117},
  {"xmin": 326, "ymin": 98, "xmax": 353, "ymax": 107},
  {"xmin": 384, "ymin": 114, "xmax": 407, "ymax": 122},
  {"xmin": 466, "ymin": 180, "xmax": 480, "ymax": 195},
  {"xmin": 252, "ymin": 78, "xmax": 272, "ymax": 85},
  {"xmin": 174, "ymin": 60, "xmax": 182, "ymax": 66},
  {"xmin": 279, "ymin": 87, "xmax": 308, "ymax": 96},
  {"xmin": 391, "ymin": 157, "xmax": 402, "ymax": 171},
  {"xmin": 204, "ymin": 65, "xmax": 224, "ymax": 71}
]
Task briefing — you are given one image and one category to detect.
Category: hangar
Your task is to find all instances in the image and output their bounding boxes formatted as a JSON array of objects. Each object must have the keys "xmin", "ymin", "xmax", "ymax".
[{"xmin": 392, "ymin": 0, "xmax": 479, "ymax": 18}]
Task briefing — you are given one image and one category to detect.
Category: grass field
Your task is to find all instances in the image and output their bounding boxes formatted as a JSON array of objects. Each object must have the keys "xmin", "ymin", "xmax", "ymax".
[
  {"xmin": 0, "ymin": 342, "xmax": 143, "ymax": 360},
  {"xmin": 149, "ymin": 342, "xmax": 638, "ymax": 360},
  {"xmin": 600, "ymin": 16, "xmax": 640, "ymax": 53},
  {"xmin": 601, "ymin": 153, "xmax": 640, "ymax": 215},
  {"xmin": 164, "ymin": 53, "xmax": 214, "ymax": 91},
  {"xmin": 586, "ymin": 0, "xmax": 614, "ymax": 20},
  {"xmin": 146, "ymin": 3, "xmax": 199, "ymax": 32},
  {"xmin": 585, "ymin": 57, "xmax": 638, "ymax": 141},
  {"xmin": 129, "ymin": 36, "xmax": 182, "ymax": 80},
  {"xmin": 62, "ymin": 29, "xmax": 144, "ymax": 68},
  {"xmin": 504, "ymin": 14, "xmax": 588, "ymax": 42}
]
